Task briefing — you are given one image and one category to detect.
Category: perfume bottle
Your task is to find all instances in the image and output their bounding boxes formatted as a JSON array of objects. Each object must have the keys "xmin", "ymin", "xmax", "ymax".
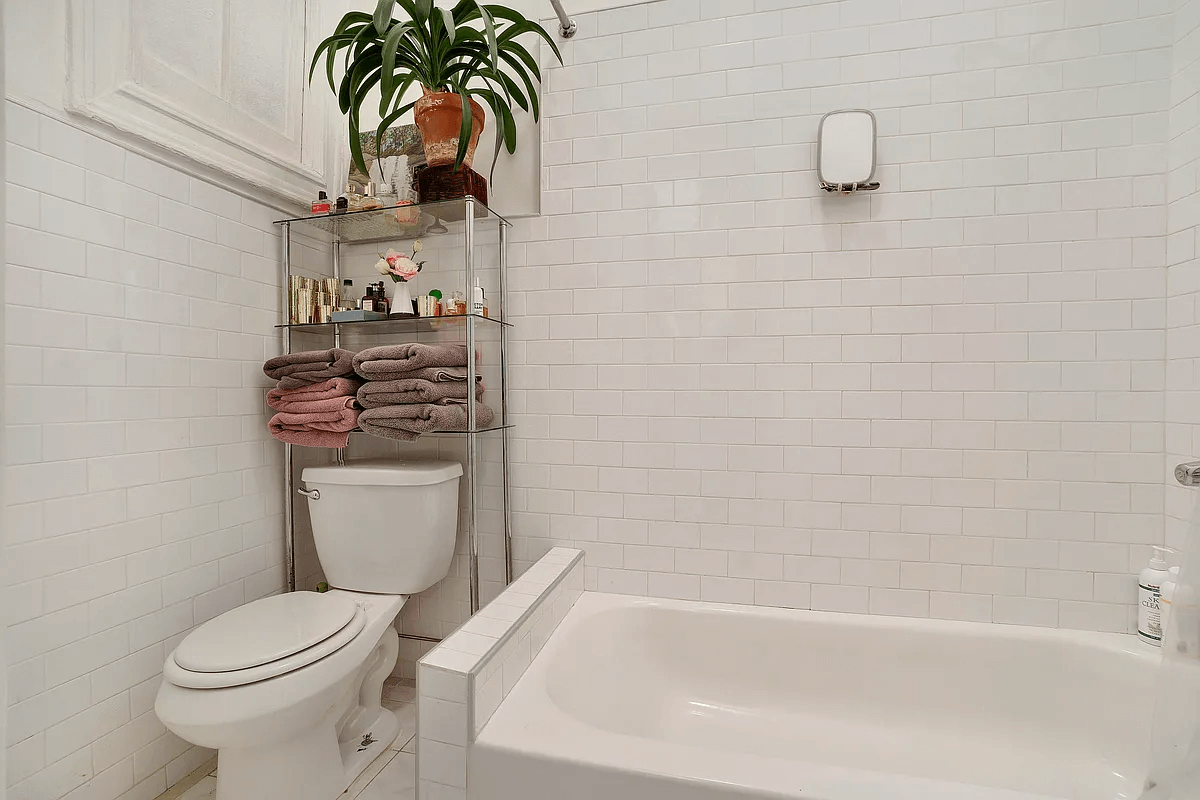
[
  {"xmin": 359, "ymin": 182, "xmax": 384, "ymax": 211},
  {"xmin": 311, "ymin": 191, "xmax": 330, "ymax": 214},
  {"xmin": 344, "ymin": 182, "xmax": 365, "ymax": 212}
]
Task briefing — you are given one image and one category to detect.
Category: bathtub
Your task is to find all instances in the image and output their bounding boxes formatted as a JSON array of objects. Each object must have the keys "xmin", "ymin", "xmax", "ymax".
[{"xmin": 470, "ymin": 592, "xmax": 1158, "ymax": 800}]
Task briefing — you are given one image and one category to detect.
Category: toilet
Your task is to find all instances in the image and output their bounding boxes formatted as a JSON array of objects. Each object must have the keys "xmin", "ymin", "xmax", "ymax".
[{"xmin": 155, "ymin": 459, "xmax": 462, "ymax": 800}]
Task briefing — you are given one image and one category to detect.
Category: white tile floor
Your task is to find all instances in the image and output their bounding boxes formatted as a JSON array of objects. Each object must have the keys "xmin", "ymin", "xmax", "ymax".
[{"xmin": 159, "ymin": 679, "xmax": 418, "ymax": 800}]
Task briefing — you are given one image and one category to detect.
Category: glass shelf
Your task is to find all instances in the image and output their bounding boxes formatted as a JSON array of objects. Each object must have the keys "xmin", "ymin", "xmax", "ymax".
[
  {"xmin": 348, "ymin": 423, "xmax": 513, "ymax": 436},
  {"xmin": 274, "ymin": 197, "xmax": 507, "ymax": 244},
  {"xmin": 277, "ymin": 313, "xmax": 509, "ymax": 333}
]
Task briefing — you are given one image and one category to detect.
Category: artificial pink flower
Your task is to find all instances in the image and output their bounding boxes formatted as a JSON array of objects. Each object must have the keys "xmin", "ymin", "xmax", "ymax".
[{"xmin": 388, "ymin": 255, "xmax": 420, "ymax": 281}]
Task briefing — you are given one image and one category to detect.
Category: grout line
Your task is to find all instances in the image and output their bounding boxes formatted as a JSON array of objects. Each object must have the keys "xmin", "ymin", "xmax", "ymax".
[{"xmin": 151, "ymin": 756, "xmax": 218, "ymax": 800}]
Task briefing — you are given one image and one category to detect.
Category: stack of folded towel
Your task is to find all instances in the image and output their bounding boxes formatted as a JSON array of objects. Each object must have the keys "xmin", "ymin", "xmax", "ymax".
[
  {"xmin": 263, "ymin": 349, "xmax": 361, "ymax": 447},
  {"xmin": 352, "ymin": 343, "xmax": 494, "ymax": 441}
]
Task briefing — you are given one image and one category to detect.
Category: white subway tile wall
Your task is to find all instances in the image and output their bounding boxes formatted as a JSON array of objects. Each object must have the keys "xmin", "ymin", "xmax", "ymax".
[
  {"xmin": 416, "ymin": 548, "xmax": 584, "ymax": 800},
  {"xmin": 504, "ymin": 0, "xmax": 1180, "ymax": 634},
  {"xmin": 4, "ymin": 101, "xmax": 298, "ymax": 800},
  {"xmin": 1167, "ymin": 2, "xmax": 1200, "ymax": 552}
]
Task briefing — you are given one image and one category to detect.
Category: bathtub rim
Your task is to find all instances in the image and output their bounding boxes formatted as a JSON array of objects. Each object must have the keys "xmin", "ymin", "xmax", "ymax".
[{"xmin": 553, "ymin": 591, "xmax": 1156, "ymax": 659}]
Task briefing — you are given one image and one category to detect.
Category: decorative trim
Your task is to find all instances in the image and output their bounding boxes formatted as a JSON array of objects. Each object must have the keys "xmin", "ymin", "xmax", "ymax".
[{"xmin": 65, "ymin": 0, "xmax": 334, "ymax": 206}]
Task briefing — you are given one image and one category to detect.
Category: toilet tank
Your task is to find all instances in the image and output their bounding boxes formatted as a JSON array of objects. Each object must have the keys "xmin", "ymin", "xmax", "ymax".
[{"xmin": 300, "ymin": 459, "xmax": 463, "ymax": 594}]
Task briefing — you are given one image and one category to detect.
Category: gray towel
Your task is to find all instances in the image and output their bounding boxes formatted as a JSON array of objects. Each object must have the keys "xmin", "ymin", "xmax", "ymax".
[
  {"xmin": 358, "ymin": 402, "xmax": 495, "ymax": 441},
  {"xmin": 264, "ymin": 348, "xmax": 356, "ymax": 389},
  {"xmin": 358, "ymin": 378, "xmax": 484, "ymax": 409},
  {"xmin": 352, "ymin": 343, "xmax": 469, "ymax": 381},
  {"xmin": 394, "ymin": 366, "xmax": 476, "ymax": 383}
]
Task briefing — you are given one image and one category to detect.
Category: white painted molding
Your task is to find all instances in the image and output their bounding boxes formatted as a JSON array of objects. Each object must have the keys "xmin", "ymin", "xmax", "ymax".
[{"xmin": 66, "ymin": 0, "xmax": 332, "ymax": 206}]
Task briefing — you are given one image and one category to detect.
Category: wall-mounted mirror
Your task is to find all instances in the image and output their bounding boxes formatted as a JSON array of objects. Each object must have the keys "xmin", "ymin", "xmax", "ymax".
[{"xmin": 817, "ymin": 109, "xmax": 880, "ymax": 193}]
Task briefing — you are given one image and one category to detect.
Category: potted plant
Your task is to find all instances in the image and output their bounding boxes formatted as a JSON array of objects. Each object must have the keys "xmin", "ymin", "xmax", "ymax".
[{"xmin": 312, "ymin": 0, "xmax": 561, "ymax": 179}]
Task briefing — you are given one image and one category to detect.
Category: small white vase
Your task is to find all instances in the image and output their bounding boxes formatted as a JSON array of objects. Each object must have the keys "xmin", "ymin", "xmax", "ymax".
[{"xmin": 389, "ymin": 280, "xmax": 415, "ymax": 317}]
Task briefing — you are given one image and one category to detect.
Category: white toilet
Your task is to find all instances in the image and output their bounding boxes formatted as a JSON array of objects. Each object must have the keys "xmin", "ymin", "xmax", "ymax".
[{"xmin": 155, "ymin": 459, "xmax": 462, "ymax": 800}]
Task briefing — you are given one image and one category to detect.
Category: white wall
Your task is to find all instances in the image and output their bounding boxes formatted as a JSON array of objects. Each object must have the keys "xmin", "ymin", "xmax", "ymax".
[
  {"xmin": 1168, "ymin": 0, "xmax": 1200, "ymax": 549},
  {"xmin": 1, "ymin": 7, "xmax": 9, "ymax": 797},
  {"xmin": 507, "ymin": 0, "xmax": 1174, "ymax": 633},
  {"xmin": 3, "ymin": 98, "xmax": 291, "ymax": 800},
  {"xmin": 0, "ymin": 0, "xmax": 354, "ymax": 794}
]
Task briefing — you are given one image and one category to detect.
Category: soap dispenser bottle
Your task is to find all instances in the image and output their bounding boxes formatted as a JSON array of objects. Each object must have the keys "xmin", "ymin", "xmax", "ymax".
[{"xmin": 1139, "ymin": 546, "xmax": 1170, "ymax": 646}]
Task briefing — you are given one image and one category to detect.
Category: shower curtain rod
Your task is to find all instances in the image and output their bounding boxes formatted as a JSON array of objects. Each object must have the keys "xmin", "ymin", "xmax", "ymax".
[{"xmin": 549, "ymin": 0, "xmax": 577, "ymax": 37}]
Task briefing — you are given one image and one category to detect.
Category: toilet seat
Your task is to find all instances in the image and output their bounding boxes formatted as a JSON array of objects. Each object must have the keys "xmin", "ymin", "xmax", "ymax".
[{"xmin": 165, "ymin": 593, "xmax": 368, "ymax": 689}]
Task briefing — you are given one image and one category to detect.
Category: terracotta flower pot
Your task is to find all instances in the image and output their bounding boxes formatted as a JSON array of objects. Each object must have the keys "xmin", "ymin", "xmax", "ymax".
[{"xmin": 414, "ymin": 88, "xmax": 486, "ymax": 169}]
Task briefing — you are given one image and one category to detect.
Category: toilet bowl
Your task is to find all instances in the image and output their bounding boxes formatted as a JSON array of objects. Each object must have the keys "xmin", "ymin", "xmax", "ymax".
[{"xmin": 155, "ymin": 459, "xmax": 463, "ymax": 800}]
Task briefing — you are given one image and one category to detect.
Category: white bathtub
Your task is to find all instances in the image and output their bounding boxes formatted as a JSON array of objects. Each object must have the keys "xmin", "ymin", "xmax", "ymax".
[{"xmin": 470, "ymin": 592, "xmax": 1158, "ymax": 800}]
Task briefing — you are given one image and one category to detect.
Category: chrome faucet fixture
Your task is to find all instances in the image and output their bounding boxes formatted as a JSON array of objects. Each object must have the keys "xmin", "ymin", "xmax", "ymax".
[{"xmin": 1176, "ymin": 461, "xmax": 1200, "ymax": 486}]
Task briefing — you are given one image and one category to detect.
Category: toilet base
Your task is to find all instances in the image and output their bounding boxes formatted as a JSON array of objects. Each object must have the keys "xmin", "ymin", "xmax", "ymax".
[{"xmin": 211, "ymin": 627, "xmax": 402, "ymax": 800}]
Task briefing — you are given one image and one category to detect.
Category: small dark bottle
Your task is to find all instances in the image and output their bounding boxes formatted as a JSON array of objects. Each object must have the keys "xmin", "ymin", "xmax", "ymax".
[
  {"xmin": 333, "ymin": 196, "xmax": 348, "ymax": 215},
  {"xmin": 376, "ymin": 282, "xmax": 390, "ymax": 315},
  {"xmin": 360, "ymin": 285, "xmax": 375, "ymax": 313}
]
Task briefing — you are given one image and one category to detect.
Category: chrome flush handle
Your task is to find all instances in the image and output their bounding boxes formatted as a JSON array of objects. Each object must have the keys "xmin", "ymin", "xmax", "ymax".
[
  {"xmin": 297, "ymin": 487, "xmax": 320, "ymax": 500},
  {"xmin": 1176, "ymin": 462, "xmax": 1200, "ymax": 487}
]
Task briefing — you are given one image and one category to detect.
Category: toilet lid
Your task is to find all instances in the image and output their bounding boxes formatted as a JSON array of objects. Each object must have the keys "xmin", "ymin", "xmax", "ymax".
[{"xmin": 174, "ymin": 592, "xmax": 359, "ymax": 673}]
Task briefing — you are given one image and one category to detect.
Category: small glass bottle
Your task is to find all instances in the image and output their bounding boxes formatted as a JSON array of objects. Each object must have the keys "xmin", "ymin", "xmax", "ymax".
[
  {"xmin": 341, "ymin": 279, "xmax": 354, "ymax": 310},
  {"xmin": 311, "ymin": 190, "xmax": 330, "ymax": 214},
  {"xmin": 377, "ymin": 282, "xmax": 390, "ymax": 315},
  {"xmin": 360, "ymin": 285, "xmax": 375, "ymax": 313},
  {"xmin": 359, "ymin": 182, "xmax": 384, "ymax": 211},
  {"xmin": 344, "ymin": 182, "xmax": 365, "ymax": 212}
]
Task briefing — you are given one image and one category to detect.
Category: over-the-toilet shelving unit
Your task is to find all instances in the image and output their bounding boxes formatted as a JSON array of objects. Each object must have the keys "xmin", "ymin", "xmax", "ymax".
[{"xmin": 274, "ymin": 197, "xmax": 512, "ymax": 623}]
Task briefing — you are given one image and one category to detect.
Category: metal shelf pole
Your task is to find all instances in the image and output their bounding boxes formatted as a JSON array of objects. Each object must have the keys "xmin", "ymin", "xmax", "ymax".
[
  {"xmin": 465, "ymin": 198, "xmax": 480, "ymax": 613},
  {"xmin": 333, "ymin": 240, "xmax": 345, "ymax": 467},
  {"xmin": 499, "ymin": 221, "xmax": 513, "ymax": 584},
  {"xmin": 281, "ymin": 222, "xmax": 296, "ymax": 593}
]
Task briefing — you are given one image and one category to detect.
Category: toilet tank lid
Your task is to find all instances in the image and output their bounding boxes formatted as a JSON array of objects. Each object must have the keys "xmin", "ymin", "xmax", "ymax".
[{"xmin": 302, "ymin": 459, "xmax": 464, "ymax": 487}]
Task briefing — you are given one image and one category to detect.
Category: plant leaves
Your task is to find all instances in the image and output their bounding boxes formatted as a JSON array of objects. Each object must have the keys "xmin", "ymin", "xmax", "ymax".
[
  {"xmin": 321, "ymin": 1, "xmax": 556, "ymax": 173},
  {"xmin": 497, "ymin": 49, "xmax": 538, "ymax": 118},
  {"xmin": 380, "ymin": 21, "xmax": 414, "ymax": 102},
  {"xmin": 471, "ymin": 1, "xmax": 498, "ymax": 69},
  {"xmin": 372, "ymin": 0, "xmax": 392, "ymax": 35},
  {"xmin": 495, "ymin": 16, "xmax": 562, "ymax": 66}
]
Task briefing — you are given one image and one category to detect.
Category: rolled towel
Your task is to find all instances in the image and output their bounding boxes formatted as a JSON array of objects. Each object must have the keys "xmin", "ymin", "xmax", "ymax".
[
  {"xmin": 352, "ymin": 343, "xmax": 469, "ymax": 381},
  {"xmin": 268, "ymin": 397, "xmax": 360, "ymax": 448},
  {"xmin": 267, "ymin": 377, "xmax": 363, "ymax": 412},
  {"xmin": 358, "ymin": 378, "xmax": 484, "ymax": 409},
  {"xmin": 264, "ymin": 348, "xmax": 356, "ymax": 389},
  {"xmin": 358, "ymin": 402, "xmax": 495, "ymax": 441}
]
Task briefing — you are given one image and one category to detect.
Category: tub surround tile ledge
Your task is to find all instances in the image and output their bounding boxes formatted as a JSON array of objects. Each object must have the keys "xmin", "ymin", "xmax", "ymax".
[{"xmin": 416, "ymin": 547, "xmax": 585, "ymax": 800}]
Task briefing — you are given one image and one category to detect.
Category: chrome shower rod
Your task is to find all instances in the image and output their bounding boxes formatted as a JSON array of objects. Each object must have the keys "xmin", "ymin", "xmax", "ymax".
[{"xmin": 549, "ymin": 0, "xmax": 577, "ymax": 37}]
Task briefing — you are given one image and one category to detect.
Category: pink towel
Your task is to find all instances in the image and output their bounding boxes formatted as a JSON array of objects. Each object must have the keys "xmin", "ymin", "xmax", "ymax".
[
  {"xmin": 264, "ymin": 348, "xmax": 357, "ymax": 389},
  {"xmin": 358, "ymin": 402, "xmax": 495, "ymax": 441},
  {"xmin": 352, "ymin": 343, "xmax": 470, "ymax": 381},
  {"xmin": 268, "ymin": 377, "xmax": 363, "ymax": 412},
  {"xmin": 268, "ymin": 397, "xmax": 360, "ymax": 448}
]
